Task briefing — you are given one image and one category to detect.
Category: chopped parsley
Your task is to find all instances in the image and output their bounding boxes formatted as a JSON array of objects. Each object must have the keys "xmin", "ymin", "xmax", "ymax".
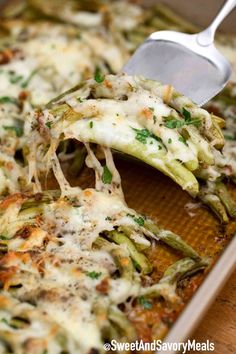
[
  {"xmin": 45, "ymin": 121, "xmax": 52, "ymax": 129},
  {"xmin": 89, "ymin": 121, "xmax": 93, "ymax": 129},
  {"xmin": 94, "ymin": 67, "xmax": 105, "ymax": 83},
  {"xmin": 9, "ymin": 73, "xmax": 23, "ymax": 84},
  {"xmin": 138, "ymin": 296, "xmax": 152, "ymax": 309},
  {"xmin": 102, "ymin": 165, "xmax": 113, "ymax": 184},
  {"xmin": 132, "ymin": 127, "xmax": 162, "ymax": 145},
  {"xmin": 105, "ymin": 216, "xmax": 112, "ymax": 221},
  {"xmin": 182, "ymin": 107, "xmax": 191, "ymax": 120},
  {"xmin": 134, "ymin": 216, "xmax": 145, "ymax": 226},
  {"xmin": 164, "ymin": 118, "xmax": 183, "ymax": 129},
  {"xmin": 77, "ymin": 97, "xmax": 83, "ymax": 103},
  {"xmin": 164, "ymin": 108, "xmax": 200, "ymax": 129},
  {"xmin": 149, "ymin": 107, "xmax": 154, "ymax": 112},
  {"xmin": 132, "ymin": 259, "xmax": 139, "ymax": 269},
  {"xmin": 1, "ymin": 318, "xmax": 8, "ymax": 325},
  {"xmin": 3, "ymin": 125, "xmax": 23, "ymax": 137},
  {"xmin": 86, "ymin": 271, "xmax": 102, "ymax": 279},
  {"xmin": 0, "ymin": 96, "xmax": 18, "ymax": 105},
  {"xmin": 21, "ymin": 68, "xmax": 39, "ymax": 88},
  {"xmin": 127, "ymin": 213, "xmax": 145, "ymax": 226},
  {"xmin": 153, "ymin": 115, "xmax": 157, "ymax": 124},
  {"xmin": 168, "ymin": 138, "xmax": 172, "ymax": 144},
  {"xmin": 0, "ymin": 235, "xmax": 8, "ymax": 240}
]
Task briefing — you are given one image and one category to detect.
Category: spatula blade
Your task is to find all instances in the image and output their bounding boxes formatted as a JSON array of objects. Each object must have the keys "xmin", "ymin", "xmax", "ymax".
[{"xmin": 124, "ymin": 37, "xmax": 231, "ymax": 106}]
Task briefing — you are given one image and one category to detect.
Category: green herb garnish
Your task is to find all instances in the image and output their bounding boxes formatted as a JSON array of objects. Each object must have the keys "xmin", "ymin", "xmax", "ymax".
[
  {"xmin": 21, "ymin": 68, "xmax": 39, "ymax": 88},
  {"xmin": 133, "ymin": 216, "xmax": 145, "ymax": 226},
  {"xmin": 9, "ymin": 73, "xmax": 23, "ymax": 84},
  {"xmin": 168, "ymin": 138, "xmax": 172, "ymax": 144},
  {"xmin": 132, "ymin": 128, "xmax": 162, "ymax": 145},
  {"xmin": 164, "ymin": 109, "xmax": 200, "ymax": 129},
  {"xmin": 182, "ymin": 107, "xmax": 191, "ymax": 120},
  {"xmin": 3, "ymin": 125, "xmax": 23, "ymax": 137},
  {"xmin": 89, "ymin": 121, "xmax": 93, "ymax": 129},
  {"xmin": 0, "ymin": 96, "xmax": 18, "ymax": 105},
  {"xmin": 105, "ymin": 216, "xmax": 112, "ymax": 221},
  {"xmin": 0, "ymin": 235, "xmax": 8, "ymax": 240},
  {"xmin": 86, "ymin": 271, "xmax": 102, "ymax": 279},
  {"xmin": 94, "ymin": 67, "xmax": 105, "ymax": 83},
  {"xmin": 164, "ymin": 118, "xmax": 184, "ymax": 129},
  {"xmin": 45, "ymin": 121, "xmax": 52, "ymax": 129},
  {"xmin": 132, "ymin": 259, "xmax": 139, "ymax": 269},
  {"xmin": 127, "ymin": 213, "xmax": 145, "ymax": 226},
  {"xmin": 138, "ymin": 296, "xmax": 152, "ymax": 309},
  {"xmin": 102, "ymin": 165, "xmax": 113, "ymax": 184}
]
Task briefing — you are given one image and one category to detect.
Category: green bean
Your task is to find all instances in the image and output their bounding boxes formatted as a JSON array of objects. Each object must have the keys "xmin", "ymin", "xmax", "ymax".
[
  {"xmin": 215, "ymin": 181, "xmax": 236, "ymax": 218},
  {"xmin": 93, "ymin": 300, "xmax": 110, "ymax": 339},
  {"xmin": 212, "ymin": 115, "xmax": 226, "ymax": 129},
  {"xmin": 140, "ymin": 257, "xmax": 209, "ymax": 303},
  {"xmin": 94, "ymin": 237, "xmax": 134, "ymax": 281},
  {"xmin": 20, "ymin": 190, "xmax": 60, "ymax": 211},
  {"xmin": 69, "ymin": 147, "xmax": 86, "ymax": 176},
  {"xmin": 0, "ymin": 245, "xmax": 7, "ymax": 252},
  {"xmin": 210, "ymin": 119, "xmax": 225, "ymax": 150},
  {"xmin": 139, "ymin": 78, "xmax": 223, "ymax": 147},
  {"xmin": 198, "ymin": 191, "xmax": 229, "ymax": 224},
  {"xmin": 140, "ymin": 282, "xmax": 178, "ymax": 303},
  {"xmin": 108, "ymin": 306, "xmax": 137, "ymax": 343},
  {"xmin": 111, "ymin": 247, "xmax": 134, "ymax": 282},
  {"xmin": 0, "ymin": 238, "xmax": 8, "ymax": 252},
  {"xmin": 9, "ymin": 317, "xmax": 30, "ymax": 330},
  {"xmin": 56, "ymin": 119, "xmax": 200, "ymax": 196},
  {"xmin": 183, "ymin": 126, "xmax": 214, "ymax": 165},
  {"xmin": 106, "ymin": 231, "xmax": 152, "ymax": 274},
  {"xmin": 118, "ymin": 226, "xmax": 150, "ymax": 251},
  {"xmin": 159, "ymin": 257, "xmax": 209, "ymax": 285},
  {"xmin": 144, "ymin": 221, "xmax": 200, "ymax": 260}
]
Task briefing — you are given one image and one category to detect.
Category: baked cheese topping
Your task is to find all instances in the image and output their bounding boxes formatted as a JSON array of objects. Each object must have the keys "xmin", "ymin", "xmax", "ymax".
[
  {"xmin": 0, "ymin": 186, "xmax": 204, "ymax": 353},
  {"xmin": 26, "ymin": 73, "xmax": 223, "ymax": 197}
]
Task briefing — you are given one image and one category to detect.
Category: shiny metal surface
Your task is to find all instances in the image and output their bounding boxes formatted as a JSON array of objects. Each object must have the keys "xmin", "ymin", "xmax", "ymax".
[
  {"xmin": 159, "ymin": 236, "xmax": 236, "ymax": 354},
  {"xmin": 124, "ymin": 0, "xmax": 236, "ymax": 106}
]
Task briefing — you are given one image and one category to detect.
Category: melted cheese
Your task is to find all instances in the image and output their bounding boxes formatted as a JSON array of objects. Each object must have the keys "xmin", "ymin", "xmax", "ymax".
[{"xmin": 0, "ymin": 189, "xmax": 154, "ymax": 353}]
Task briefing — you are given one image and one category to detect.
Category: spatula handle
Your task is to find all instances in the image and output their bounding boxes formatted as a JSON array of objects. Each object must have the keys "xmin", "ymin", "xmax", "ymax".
[{"xmin": 197, "ymin": 0, "xmax": 236, "ymax": 46}]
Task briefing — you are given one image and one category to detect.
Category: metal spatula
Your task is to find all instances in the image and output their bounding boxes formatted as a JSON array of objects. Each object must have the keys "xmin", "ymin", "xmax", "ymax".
[{"xmin": 124, "ymin": 0, "xmax": 236, "ymax": 106}]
